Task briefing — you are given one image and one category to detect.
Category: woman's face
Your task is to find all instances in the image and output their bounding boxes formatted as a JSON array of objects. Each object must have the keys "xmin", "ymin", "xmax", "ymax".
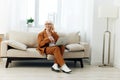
[{"xmin": 45, "ymin": 23, "xmax": 53, "ymax": 31}]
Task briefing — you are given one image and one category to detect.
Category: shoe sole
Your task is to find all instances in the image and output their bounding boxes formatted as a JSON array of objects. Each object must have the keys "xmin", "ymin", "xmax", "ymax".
[
  {"xmin": 51, "ymin": 67, "xmax": 60, "ymax": 72},
  {"xmin": 62, "ymin": 70, "xmax": 72, "ymax": 74}
]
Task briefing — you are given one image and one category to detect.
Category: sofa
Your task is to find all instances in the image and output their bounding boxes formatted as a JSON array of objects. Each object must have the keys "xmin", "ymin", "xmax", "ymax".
[{"xmin": 1, "ymin": 31, "xmax": 90, "ymax": 68}]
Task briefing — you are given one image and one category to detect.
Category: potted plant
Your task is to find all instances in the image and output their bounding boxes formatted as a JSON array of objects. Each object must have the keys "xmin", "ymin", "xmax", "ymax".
[{"xmin": 27, "ymin": 17, "xmax": 34, "ymax": 27}]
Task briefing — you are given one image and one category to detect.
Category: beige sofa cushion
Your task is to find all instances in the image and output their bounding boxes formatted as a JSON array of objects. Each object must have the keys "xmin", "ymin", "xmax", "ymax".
[
  {"xmin": 66, "ymin": 32, "xmax": 80, "ymax": 44},
  {"xmin": 8, "ymin": 31, "xmax": 80, "ymax": 48},
  {"xmin": 8, "ymin": 31, "xmax": 38, "ymax": 47},
  {"xmin": 7, "ymin": 48, "xmax": 46, "ymax": 58},
  {"xmin": 7, "ymin": 40, "xmax": 27, "ymax": 51},
  {"xmin": 47, "ymin": 50, "xmax": 84, "ymax": 60},
  {"xmin": 66, "ymin": 43, "xmax": 84, "ymax": 51}
]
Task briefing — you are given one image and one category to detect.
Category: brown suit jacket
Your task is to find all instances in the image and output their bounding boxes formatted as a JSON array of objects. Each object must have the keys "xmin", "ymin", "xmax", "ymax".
[{"xmin": 37, "ymin": 30, "xmax": 59, "ymax": 55}]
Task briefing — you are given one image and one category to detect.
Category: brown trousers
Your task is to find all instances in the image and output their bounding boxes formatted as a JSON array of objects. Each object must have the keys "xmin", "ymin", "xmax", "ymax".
[{"xmin": 45, "ymin": 45, "xmax": 65, "ymax": 67}]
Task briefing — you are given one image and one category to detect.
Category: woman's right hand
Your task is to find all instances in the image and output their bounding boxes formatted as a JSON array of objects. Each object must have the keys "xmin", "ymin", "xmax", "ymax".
[{"xmin": 48, "ymin": 36, "xmax": 55, "ymax": 43}]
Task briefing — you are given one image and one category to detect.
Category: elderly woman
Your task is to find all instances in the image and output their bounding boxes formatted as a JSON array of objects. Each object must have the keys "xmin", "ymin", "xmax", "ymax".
[{"xmin": 37, "ymin": 21, "xmax": 71, "ymax": 73}]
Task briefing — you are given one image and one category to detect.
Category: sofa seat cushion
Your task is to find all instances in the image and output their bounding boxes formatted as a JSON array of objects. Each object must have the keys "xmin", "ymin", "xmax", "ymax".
[
  {"xmin": 7, "ymin": 48, "xmax": 46, "ymax": 58},
  {"xmin": 47, "ymin": 49, "xmax": 84, "ymax": 60}
]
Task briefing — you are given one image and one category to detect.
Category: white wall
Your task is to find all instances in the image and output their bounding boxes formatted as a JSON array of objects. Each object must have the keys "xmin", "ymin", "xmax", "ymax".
[
  {"xmin": 114, "ymin": 16, "xmax": 120, "ymax": 68},
  {"xmin": 91, "ymin": 0, "xmax": 115, "ymax": 65},
  {"xmin": 114, "ymin": 0, "xmax": 120, "ymax": 68}
]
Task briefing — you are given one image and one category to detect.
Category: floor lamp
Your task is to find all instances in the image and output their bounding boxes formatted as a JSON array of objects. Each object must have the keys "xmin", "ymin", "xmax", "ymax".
[{"xmin": 98, "ymin": 6, "xmax": 118, "ymax": 67}]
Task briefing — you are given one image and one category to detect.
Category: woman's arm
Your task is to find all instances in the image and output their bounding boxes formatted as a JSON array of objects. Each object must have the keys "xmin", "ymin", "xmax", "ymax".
[
  {"xmin": 52, "ymin": 32, "xmax": 59, "ymax": 42},
  {"xmin": 38, "ymin": 32, "xmax": 50, "ymax": 47}
]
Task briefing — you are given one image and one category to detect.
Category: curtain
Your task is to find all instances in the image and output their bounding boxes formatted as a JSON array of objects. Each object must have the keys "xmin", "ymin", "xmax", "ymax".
[
  {"xmin": 59, "ymin": 0, "xmax": 93, "ymax": 42},
  {"xmin": 8, "ymin": 0, "xmax": 30, "ymax": 31},
  {"xmin": 0, "ymin": 0, "xmax": 10, "ymax": 34}
]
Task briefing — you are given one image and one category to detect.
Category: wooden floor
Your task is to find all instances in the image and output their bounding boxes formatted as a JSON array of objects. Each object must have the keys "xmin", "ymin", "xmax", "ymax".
[{"xmin": 0, "ymin": 60, "xmax": 120, "ymax": 80}]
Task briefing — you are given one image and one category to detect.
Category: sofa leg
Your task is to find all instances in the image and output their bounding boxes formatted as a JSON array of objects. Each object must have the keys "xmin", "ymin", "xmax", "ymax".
[
  {"xmin": 79, "ymin": 59, "xmax": 84, "ymax": 68},
  {"xmin": 74, "ymin": 60, "xmax": 77, "ymax": 67},
  {"xmin": 6, "ymin": 58, "xmax": 11, "ymax": 68}
]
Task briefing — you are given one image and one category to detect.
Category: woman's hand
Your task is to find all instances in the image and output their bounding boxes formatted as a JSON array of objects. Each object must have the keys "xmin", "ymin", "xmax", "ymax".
[
  {"xmin": 46, "ymin": 29, "xmax": 55, "ymax": 43},
  {"xmin": 46, "ymin": 29, "xmax": 51, "ymax": 36},
  {"xmin": 48, "ymin": 36, "xmax": 55, "ymax": 43},
  {"xmin": 50, "ymin": 25, "xmax": 55, "ymax": 33}
]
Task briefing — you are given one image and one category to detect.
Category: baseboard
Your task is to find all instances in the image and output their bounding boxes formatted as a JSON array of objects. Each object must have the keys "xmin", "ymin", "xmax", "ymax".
[{"xmin": 114, "ymin": 63, "xmax": 120, "ymax": 69}]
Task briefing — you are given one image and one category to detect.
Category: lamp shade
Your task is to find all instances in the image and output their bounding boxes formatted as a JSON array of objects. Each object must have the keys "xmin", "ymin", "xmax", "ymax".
[{"xmin": 98, "ymin": 6, "xmax": 118, "ymax": 18}]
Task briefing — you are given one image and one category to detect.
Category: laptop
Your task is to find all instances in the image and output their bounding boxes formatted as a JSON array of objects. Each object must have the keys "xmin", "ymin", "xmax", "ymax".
[{"xmin": 55, "ymin": 37, "xmax": 68, "ymax": 46}]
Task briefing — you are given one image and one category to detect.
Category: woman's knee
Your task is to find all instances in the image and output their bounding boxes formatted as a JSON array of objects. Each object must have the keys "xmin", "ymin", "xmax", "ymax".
[{"xmin": 54, "ymin": 46, "xmax": 60, "ymax": 51}]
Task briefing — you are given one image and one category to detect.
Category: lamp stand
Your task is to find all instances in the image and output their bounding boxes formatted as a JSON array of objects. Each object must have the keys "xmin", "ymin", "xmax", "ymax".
[{"xmin": 99, "ymin": 18, "xmax": 113, "ymax": 67}]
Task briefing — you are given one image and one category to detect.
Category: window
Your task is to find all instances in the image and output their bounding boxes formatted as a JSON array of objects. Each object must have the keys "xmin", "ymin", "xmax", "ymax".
[{"xmin": 27, "ymin": 0, "xmax": 58, "ymax": 27}]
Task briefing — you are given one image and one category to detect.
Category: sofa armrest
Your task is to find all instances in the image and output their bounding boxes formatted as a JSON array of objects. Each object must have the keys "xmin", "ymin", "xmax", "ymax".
[
  {"xmin": 1, "ymin": 40, "xmax": 9, "ymax": 57},
  {"xmin": 80, "ymin": 42, "xmax": 90, "ymax": 58}
]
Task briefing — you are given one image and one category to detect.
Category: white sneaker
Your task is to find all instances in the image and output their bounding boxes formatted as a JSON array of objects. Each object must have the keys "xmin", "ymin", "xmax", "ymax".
[
  {"xmin": 51, "ymin": 63, "xmax": 60, "ymax": 72},
  {"xmin": 61, "ymin": 64, "xmax": 72, "ymax": 73}
]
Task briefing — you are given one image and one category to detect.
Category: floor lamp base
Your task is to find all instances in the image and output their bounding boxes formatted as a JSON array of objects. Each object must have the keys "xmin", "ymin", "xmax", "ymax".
[{"xmin": 99, "ymin": 64, "xmax": 113, "ymax": 67}]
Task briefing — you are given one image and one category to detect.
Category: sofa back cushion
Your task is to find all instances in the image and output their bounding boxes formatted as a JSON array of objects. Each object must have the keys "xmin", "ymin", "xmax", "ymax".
[
  {"xmin": 58, "ymin": 32, "xmax": 80, "ymax": 44},
  {"xmin": 8, "ymin": 31, "xmax": 80, "ymax": 47},
  {"xmin": 8, "ymin": 31, "xmax": 38, "ymax": 47}
]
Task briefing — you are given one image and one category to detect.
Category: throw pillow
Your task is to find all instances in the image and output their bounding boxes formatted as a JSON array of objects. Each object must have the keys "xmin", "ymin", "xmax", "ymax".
[
  {"xmin": 8, "ymin": 40, "xmax": 27, "ymax": 51},
  {"xmin": 66, "ymin": 43, "xmax": 84, "ymax": 51},
  {"xmin": 66, "ymin": 32, "xmax": 80, "ymax": 44}
]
